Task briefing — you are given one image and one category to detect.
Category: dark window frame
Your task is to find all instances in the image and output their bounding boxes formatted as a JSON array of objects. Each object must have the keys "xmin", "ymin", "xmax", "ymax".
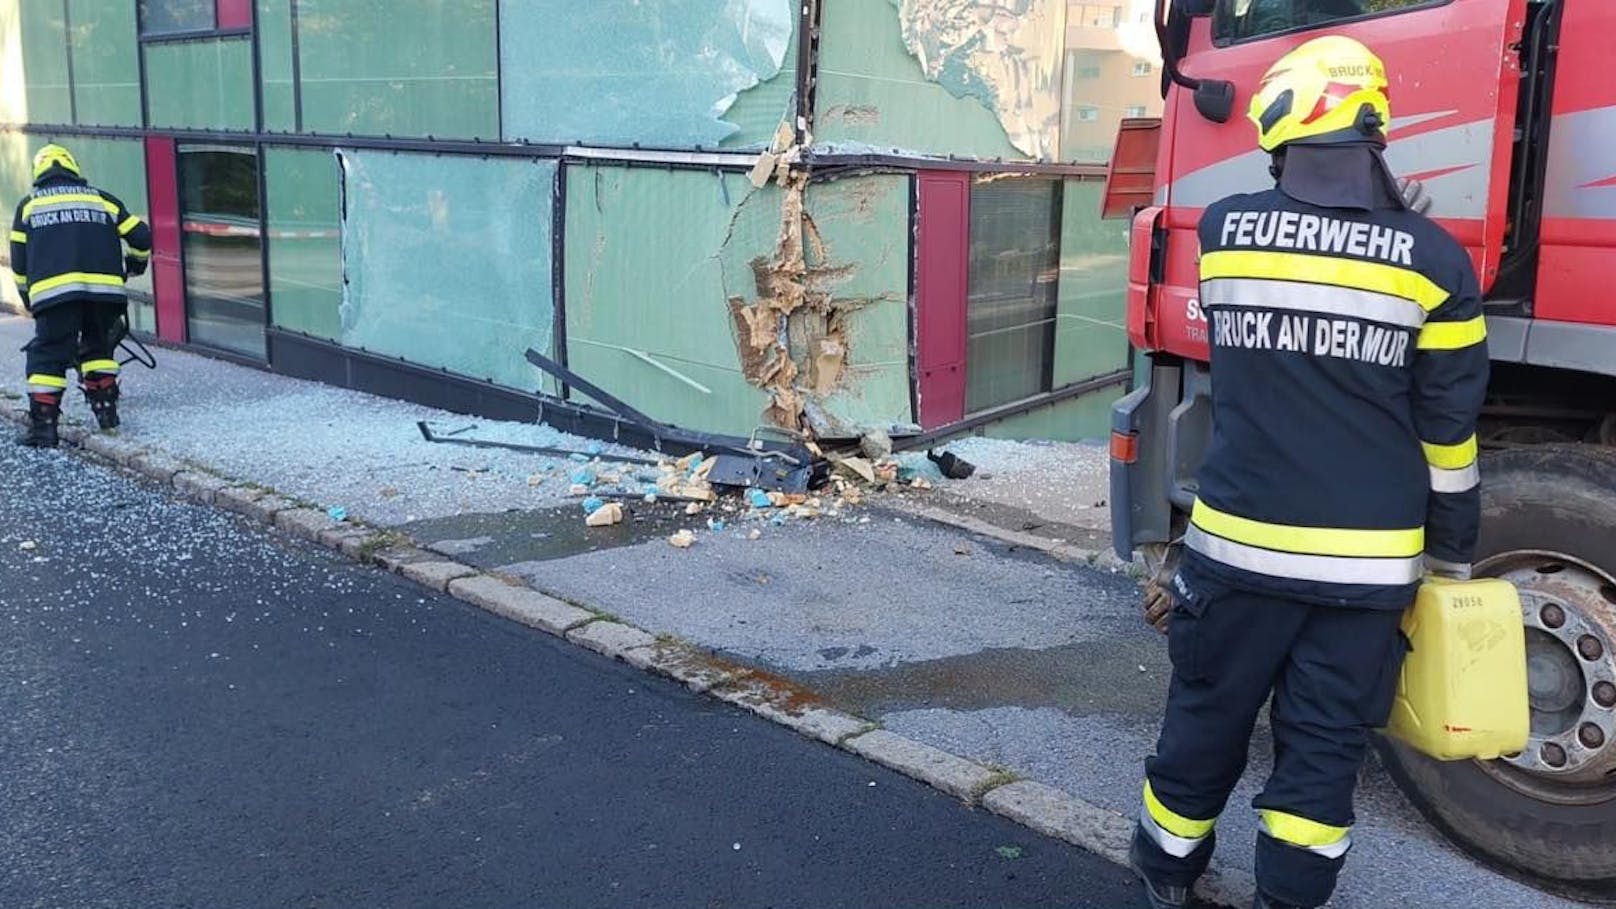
[
  {"xmin": 1211, "ymin": 0, "xmax": 1455, "ymax": 47},
  {"xmin": 138, "ymin": 0, "xmax": 251, "ymax": 43},
  {"xmin": 962, "ymin": 175, "xmax": 1065, "ymax": 415}
]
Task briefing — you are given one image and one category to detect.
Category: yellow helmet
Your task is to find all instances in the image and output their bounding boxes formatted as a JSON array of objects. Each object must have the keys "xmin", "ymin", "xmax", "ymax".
[
  {"xmin": 1248, "ymin": 36, "xmax": 1391, "ymax": 153},
  {"xmin": 32, "ymin": 143, "xmax": 80, "ymax": 181}
]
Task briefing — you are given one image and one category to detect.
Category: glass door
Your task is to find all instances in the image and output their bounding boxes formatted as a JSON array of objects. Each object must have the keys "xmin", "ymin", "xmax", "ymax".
[{"xmin": 178, "ymin": 144, "xmax": 265, "ymax": 359}]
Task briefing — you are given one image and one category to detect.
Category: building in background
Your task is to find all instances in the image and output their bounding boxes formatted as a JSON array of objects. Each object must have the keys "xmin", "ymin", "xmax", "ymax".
[{"xmin": 0, "ymin": 0, "xmax": 1160, "ymax": 445}]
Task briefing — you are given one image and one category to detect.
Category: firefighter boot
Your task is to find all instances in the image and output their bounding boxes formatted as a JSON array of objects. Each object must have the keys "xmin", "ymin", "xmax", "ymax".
[
  {"xmin": 18, "ymin": 393, "xmax": 61, "ymax": 448},
  {"xmin": 1129, "ymin": 830, "xmax": 1192, "ymax": 909},
  {"xmin": 81, "ymin": 374, "xmax": 120, "ymax": 431}
]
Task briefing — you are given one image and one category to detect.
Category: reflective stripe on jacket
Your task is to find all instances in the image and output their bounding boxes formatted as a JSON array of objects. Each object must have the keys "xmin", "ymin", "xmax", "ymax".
[{"xmin": 1184, "ymin": 187, "xmax": 1489, "ymax": 609}]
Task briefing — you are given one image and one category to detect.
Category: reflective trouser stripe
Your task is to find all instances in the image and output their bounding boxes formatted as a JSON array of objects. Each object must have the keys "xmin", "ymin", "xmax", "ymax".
[
  {"xmin": 1186, "ymin": 524, "xmax": 1426, "ymax": 586},
  {"xmin": 1421, "ymin": 434, "xmax": 1477, "ymax": 470},
  {"xmin": 1417, "ymin": 316, "xmax": 1487, "ymax": 350},
  {"xmin": 27, "ymin": 373, "xmax": 68, "ymax": 394},
  {"xmin": 27, "ymin": 272, "xmax": 126, "ymax": 306},
  {"xmin": 1259, "ymin": 810, "xmax": 1353, "ymax": 860},
  {"xmin": 1141, "ymin": 782, "xmax": 1215, "ymax": 858},
  {"xmin": 80, "ymin": 358, "xmax": 121, "ymax": 376},
  {"xmin": 1199, "ymin": 277, "xmax": 1427, "ymax": 328},
  {"xmin": 1199, "ymin": 250, "xmax": 1450, "ymax": 312},
  {"xmin": 1429, "ymin": 462, "xmax": 1479, "ymax": 493},
  {"xmin": 1190, "ymin": 500, "xmax": 1423, "ymax": 559}
]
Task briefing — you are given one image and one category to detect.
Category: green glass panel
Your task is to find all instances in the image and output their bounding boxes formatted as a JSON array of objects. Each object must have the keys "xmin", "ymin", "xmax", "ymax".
[
  {"xmin": 799, "ymin": 175, "xmax": 914, "ymax": 434},
  {"xmin": 814, "ymin": 0, "xmax": 1023, "ymax": 160},
  {"xmin": 256, "ymin": 0, "xmax": 296, "ymax": 132},
  {"xmin": 265, "ymin": 148, "xmax": 340, "ymax": 340},
  {"xmin": 977, "ymin": 388, "xmax": 1118, "ymax": 442},
  {"xmin": 296, "ymin": 0, "xmax": 496, "ymax": 139},
  {"xmin": 145, "ymin": 38, "xmax": 254, "ymax": 131},
  {"xmin": 566, "ymin": 165, "xmax": 774, "ymax": 435},
  {"xmin": 68, "ymin": 0, "xmax": 141, "ymax": 126},
  {"xmin": 19, "ymin": 1, "xmax": 73, "ymax": 124},
  {"xmin": 339, "ymin": 150, "xmax": 553, "ymax": 389},
  {"xmin": 499, "ymin": 0, "xmax": 795, "ymax": 150},
  {"xmin": 1053, "ymin": 179, "xmax": 1129, "ymax": 388}
]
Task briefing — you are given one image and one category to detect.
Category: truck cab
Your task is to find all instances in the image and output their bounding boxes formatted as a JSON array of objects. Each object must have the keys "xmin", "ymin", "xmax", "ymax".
[{"xmin": 1107, "ymin": 0, "xmax": 1616, "ymax": 899}]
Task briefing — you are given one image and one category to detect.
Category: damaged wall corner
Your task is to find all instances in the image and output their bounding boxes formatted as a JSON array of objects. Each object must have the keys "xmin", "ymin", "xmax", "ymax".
[{"xmin": 721, "ymin": 166, "xmax": 914, "ymax": 441}]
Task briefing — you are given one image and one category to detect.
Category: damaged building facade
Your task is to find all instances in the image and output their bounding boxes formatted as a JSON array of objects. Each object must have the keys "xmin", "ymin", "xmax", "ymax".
[{"xmin": 0, "ymin": 0, "xmax": 1161, "ymax": 444}]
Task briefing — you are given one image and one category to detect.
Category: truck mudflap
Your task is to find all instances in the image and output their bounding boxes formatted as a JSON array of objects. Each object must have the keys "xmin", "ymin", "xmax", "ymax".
[{"xmin": 1108, "ymin": 354, "xmax": 1214, "ymax": 560}]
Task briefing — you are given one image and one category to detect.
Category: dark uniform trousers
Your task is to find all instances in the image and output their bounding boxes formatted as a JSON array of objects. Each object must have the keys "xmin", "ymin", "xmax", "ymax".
[
  {"xmin": 1135, "ymin": 564, "xmax": 1408, "ymax": 908},
  {"xmin": 24, "ymin": 299, "xmax": 124, "ymax": 384}
]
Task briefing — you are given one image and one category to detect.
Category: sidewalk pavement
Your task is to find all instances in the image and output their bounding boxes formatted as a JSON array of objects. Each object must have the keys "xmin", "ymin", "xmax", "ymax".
[{"xmin": 0, "ymin": 313, "xmax": 1575, "ymax": 909}]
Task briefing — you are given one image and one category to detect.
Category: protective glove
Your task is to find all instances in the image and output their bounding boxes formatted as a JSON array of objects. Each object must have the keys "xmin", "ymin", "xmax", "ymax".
[
  {"xmin": 124, "ymin": 255, "xmax": 148, "ymax": 278},
  {"xmin": 1397, "ymin": 177, "xmax": 1432, "ymax": 215},
  {"xmin": 1142, "ymin": 578, "xmax": 1173, "ymax": 634},
  {"xmin": 1140, "ymin": 542, "xmax": 1183, "ymax": 635}
]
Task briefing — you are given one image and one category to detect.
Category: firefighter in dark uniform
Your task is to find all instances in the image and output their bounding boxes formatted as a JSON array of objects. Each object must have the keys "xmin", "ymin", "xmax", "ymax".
[
  {"xmin": 10, "ymin": 144, "xmax": 151, "ymax": 447},
  {"xmin": 1129, "ymin": 37, "xmax": 1489, "ymax": 909}
]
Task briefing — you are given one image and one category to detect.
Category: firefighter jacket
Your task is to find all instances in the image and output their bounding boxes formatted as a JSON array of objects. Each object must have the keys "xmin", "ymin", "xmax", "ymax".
[
  {"xmin": 9, "ymin": 171, "xmax": 152, "ymax": 312},
  {"xmin": 1182, "ymin": 187, "xmax": 1489, "ymax": 610}
]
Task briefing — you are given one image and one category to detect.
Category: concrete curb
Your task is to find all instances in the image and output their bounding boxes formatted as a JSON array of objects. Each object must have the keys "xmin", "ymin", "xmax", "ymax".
[{"xmin": 1, "ymin": 410, "xmax": 1241, "ymax": 908}]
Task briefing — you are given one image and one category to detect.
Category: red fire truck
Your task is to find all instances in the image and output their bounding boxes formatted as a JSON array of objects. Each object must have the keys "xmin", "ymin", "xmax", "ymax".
[{"xmin": 1105, "ymin": 0, "xmax": 1616, "ymax": 900}]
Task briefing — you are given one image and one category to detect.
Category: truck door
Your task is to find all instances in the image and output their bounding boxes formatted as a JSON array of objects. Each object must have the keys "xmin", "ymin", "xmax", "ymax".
[{"xmin": 1151, "ymin": 0, "xmax": 1527, "ymax": 360}]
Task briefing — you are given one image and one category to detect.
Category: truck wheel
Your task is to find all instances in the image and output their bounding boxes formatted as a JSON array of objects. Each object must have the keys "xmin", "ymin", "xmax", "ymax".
[{"xmin": 1376, "ymin": 444, "xmax": 1616, "ymax": 904}]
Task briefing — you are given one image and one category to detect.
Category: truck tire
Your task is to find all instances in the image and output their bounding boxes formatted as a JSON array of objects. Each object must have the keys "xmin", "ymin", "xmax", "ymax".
[{"xmin": 1375, "ymin": 444, "xmax": 1616, "ymax": 904}]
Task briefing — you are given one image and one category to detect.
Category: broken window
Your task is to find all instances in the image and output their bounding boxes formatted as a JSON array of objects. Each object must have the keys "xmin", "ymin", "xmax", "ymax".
[
  {"xmin": 337, "ymin": 150, "xmax": 555, "ymax": 390},
  {"xmin": 965, "ymin": 176, "xmax": 1063, "ymax": 413},
  {"xmin": 498, "ymin": 0, "xmax": 796, "ymax": 149}
]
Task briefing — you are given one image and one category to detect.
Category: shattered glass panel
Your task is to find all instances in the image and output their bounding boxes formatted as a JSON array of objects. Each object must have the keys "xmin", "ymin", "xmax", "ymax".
[
  {"xmin": 339, "ymin": 150, "xmax": 554, "ymax": 390},
  {"xmin": 265, "ymin": 148, "xmax": 340, "ymax": 340},
  {"xmin": 965, "ymin": 176, "xmax": 1061, "ymax": 413},
  {"xmin": 815, "ymin": 1, "xmax": 1061, "ymax": 161},
  {"xmin": 295, "ymin": 0, "xmax": 497, "ymax": 139},
  {"xmin": 1053, "ymin": 179, "xmax": 1129, "ymax": 387},
  {"xmin": 144, "ymin": 37, "xmax": 254, "ymax": 131},
  {"xmin": 566, "ymin": 165, "xmax": 774, "ymax": 436},
  {"xmin": 68, "ymin": 0, "xmax": 141, "ymax": 127},
  {"xmin": 499, "ymin": 0, "xmax": 795, "ymax": 150}
]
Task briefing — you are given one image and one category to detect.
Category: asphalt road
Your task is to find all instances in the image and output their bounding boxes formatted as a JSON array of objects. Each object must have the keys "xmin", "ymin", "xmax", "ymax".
[{"xmin": 0, "ymin": 440, "xmax": 1147, "ymax": 909}]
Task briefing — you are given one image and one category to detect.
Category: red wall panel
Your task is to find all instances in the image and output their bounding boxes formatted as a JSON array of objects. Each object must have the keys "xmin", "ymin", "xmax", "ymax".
[
  {"xmin": 144, "ymin": 136, "xmax": 186, "ymax": 343},
  {"xmin": 915, "ymin": 171, "xmax": 970, "ymax": 429},
  {"xmin": 216, "ymin": 0, "xmax": 252, "ymax": 30}
]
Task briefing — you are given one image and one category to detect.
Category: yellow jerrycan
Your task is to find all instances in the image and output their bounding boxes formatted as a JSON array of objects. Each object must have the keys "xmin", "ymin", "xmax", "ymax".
[{"xmin": 1382, "ymin": 576, "xmax": 1530, "ymax": 761}]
